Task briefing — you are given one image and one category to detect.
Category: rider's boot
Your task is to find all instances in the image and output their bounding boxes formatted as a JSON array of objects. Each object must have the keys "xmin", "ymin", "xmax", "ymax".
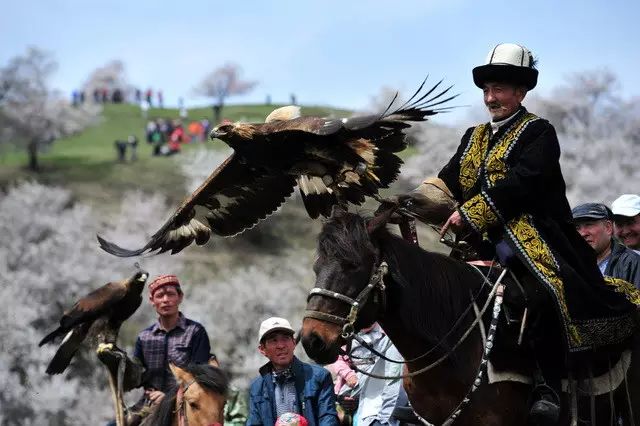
[{"xmin": 528, "ymin": 366, "xmax": 561, "ymax": 425}]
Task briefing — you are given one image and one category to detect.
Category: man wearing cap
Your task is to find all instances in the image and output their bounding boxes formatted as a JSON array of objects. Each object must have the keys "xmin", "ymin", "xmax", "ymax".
[
  {"xmin": 247, "ymin": 317, "xmax": 339, "ymax": 426},
  {"xmin": 572, "ymin": 203, "xmax": 640, "ymax": 288},
  {"xmin": 612, "ymin": 194, "xmax": 640, "ymax": 254},
  {"xmin": 133, "ymin": 274, "xmax": 212, "ymax": 405},
  {"xmin": 393, "ymin": 43, "xmax": 639, "ymax": 424}
]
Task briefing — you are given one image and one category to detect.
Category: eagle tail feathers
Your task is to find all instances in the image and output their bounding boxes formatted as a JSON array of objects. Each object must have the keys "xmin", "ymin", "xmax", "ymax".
[
  {"xmin": 39, "ymin": 327, "xmax": 64, "ymax": 347},
  {"xmin": 45, "ymin": 324, "xmax": 90, "ymax": 375}
]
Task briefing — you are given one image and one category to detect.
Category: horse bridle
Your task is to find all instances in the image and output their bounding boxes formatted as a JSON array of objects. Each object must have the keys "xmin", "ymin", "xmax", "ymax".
[
  {"xmin": 175, "ymin": 378, "xmax": 223, "ymax": 426},
  {"xmin": 304, "ymin": 260, "xmax": 389, "ymax": 339}
]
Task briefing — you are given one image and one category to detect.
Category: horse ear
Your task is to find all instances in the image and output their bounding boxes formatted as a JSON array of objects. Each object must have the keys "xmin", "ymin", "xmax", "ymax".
[
  {"xmin": 169, "ymin": 363, "xmax": 193, "ymax": 384},
  {"xmin": 367, "ymin": 205, "xmax": 396, "ymax": 234}
]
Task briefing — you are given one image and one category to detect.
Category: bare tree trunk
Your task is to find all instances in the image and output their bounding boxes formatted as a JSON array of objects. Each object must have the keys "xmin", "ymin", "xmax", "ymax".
[{"xmin": 27, "ymin": 140, "xmax": 39, "ymax": 171}]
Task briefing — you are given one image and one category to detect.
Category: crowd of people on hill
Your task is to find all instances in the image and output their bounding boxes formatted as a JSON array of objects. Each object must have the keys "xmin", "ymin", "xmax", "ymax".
[
  {"xmin": 71, "ymin": 87, "xmax": 165, "ymax": 107},
  {"xmin": 145, "ymin": 117, "xmax": 211, "ymax": 156}
]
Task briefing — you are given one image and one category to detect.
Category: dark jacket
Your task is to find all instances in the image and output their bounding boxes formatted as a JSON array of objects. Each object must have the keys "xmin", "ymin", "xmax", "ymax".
[
  {"xmin": 438, "ymin": 107, "xmax": 637, "ymax": 351},
  {"xmin": 605, "ymin": 238, "xmax": 640, "ymax": 289},
  {"xmin": 247, "ymin": 356, "xmax": 339, "ymax": 426}
]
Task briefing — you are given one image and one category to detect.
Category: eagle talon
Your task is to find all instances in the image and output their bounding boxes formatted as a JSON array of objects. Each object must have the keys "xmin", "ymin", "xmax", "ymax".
[{"xmin": 97, "ymin": 342, "xmax": 114, "ymax": 353}]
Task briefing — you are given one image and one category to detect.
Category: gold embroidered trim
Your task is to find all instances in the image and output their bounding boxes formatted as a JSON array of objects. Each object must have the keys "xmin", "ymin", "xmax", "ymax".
[
  {"xmin": 459, "ymin": 193, "xmax": 498, "ymax": 234},
  {"xmin": 484, "ymin": 113, "xmax": 539, "ymax": 186},
  {"xmin": 459, "ymin": 124, "xmax": 489, "ymax": 197},
  {"xmin": 505, "ymin": 214, "xmax": 580, "ymax": 346},
  {"xmin": 604, "ymin": 276, "xmax": 640, "ymax": 306}
]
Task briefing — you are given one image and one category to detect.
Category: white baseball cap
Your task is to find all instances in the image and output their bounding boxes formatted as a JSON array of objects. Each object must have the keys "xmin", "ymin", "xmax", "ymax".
[
  {"xmin": 258, "ymin": 317, "xmax": 295, "ymax": 343},
  {"xmin": 611, "ymin": 194, "xmax": 640, "ymax": 217}
]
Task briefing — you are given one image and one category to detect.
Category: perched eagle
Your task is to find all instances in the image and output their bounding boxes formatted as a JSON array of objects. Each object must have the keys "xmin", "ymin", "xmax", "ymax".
[
  {"xmin": 98, "ymin": 79, "xmax": 456, "ymax": 257},
  {"xmin": 39, "ymin": 270, "xmax": 148, "ymax": 374}
]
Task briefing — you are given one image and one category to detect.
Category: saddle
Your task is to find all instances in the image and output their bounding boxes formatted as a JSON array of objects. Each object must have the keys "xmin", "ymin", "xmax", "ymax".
[{"xmin": 470, "ymin": 263, "xmax": 636, "ymax": 394}]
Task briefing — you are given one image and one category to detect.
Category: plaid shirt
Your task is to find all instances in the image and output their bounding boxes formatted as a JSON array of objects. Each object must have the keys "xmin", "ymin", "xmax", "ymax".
[{"xmin": 133, "ymin": 312, "xmax": 211, "ymax": 392}]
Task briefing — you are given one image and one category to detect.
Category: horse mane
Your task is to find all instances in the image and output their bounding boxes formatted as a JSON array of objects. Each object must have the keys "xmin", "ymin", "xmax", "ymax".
[
  {"xmin": 319, "ymin": 212, "xmax": 484, "ymax": 350},
  {"xmin": 145, "ymin": 363, "xmax": 229, "ymax": 426}
]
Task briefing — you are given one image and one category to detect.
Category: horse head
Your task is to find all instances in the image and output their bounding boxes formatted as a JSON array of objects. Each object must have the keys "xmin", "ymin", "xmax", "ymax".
[
  {"xmin": 301, "ymin": 206, "xmax": 392, "ymax": 364},
  {"xmin": 159, "ymin": 362, "xmax": 228, "ymax": 426}
]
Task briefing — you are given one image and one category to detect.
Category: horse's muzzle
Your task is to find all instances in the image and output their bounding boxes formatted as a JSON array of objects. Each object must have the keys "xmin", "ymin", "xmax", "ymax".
[{"xmin": 301, "ymin": 331, "xmax": 340, "ymax": 365}]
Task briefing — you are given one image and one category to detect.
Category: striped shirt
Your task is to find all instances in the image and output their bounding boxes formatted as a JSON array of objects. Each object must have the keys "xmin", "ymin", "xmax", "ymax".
[{"xmin": 133, "ymin": 313, "xmax": 211, "ymax": 392}]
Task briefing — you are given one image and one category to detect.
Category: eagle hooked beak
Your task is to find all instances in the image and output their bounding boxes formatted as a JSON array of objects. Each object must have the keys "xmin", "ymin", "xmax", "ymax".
[{"xmin": 209, "ymin": 127, "xmax": 227, "ymax": 140}]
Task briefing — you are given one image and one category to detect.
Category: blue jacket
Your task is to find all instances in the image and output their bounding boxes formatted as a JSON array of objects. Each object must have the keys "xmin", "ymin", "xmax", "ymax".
[{"xmin": 247, "ymin": 357, "xmax": 339, "ymax": 426}]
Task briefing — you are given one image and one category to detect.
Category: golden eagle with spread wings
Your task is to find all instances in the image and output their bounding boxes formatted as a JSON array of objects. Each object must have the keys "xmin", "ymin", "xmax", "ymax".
[
  {"xmin": 39, "ymin": 270, "xmax": 149, "ymax": 374},
  {"xmin": 98, "ymin": 79, "xmax": 456, "ymax": 257}
]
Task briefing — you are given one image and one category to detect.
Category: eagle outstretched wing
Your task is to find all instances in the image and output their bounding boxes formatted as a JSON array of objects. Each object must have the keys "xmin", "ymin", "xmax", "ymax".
[
  {"xmin": 98, "ymin": 153, "xmax": 296, "ymax": 257},
  {"xmin": 98, "ymin": 78, "xmax": 456, "ymax": 257}
]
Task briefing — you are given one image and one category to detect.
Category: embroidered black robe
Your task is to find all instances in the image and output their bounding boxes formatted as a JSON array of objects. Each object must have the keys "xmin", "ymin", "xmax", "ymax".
[{"xmin": 438, "ymin": 107, "xmax": 638, "ymax": 352}]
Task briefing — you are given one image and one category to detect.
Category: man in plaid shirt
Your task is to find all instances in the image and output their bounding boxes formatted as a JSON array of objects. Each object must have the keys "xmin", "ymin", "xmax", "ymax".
[{"xmin": 133, "ymin": 274, "xmax": 211, "ymax": 405}]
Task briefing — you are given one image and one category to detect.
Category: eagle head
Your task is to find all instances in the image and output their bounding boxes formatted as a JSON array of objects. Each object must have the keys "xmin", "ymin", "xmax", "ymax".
[
  {"xmin": 210, "ymin": 122, "xmax": 256, "ymax": 147},
  {"xmin": 131, "ymin": 270, "xmax": 149, "ymax": 287}
]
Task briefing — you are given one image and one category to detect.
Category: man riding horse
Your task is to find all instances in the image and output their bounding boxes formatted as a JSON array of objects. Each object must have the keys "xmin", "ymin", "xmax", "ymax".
[{"xmin": 396, "ymin": 43, "xmax": 639, "ymax": 424}]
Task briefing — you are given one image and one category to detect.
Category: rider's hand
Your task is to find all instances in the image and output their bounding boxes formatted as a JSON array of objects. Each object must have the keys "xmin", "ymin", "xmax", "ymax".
[
  {"xmin": 440, "ymin": 210, "xmax": 466, "ymax": 238},
  {"xmin": 345, "ymin": 375, "xmax": 358, "ymax": 388},
  {"xmin": 147, "ymin": 390, "xmax": 165, "ymax": 405}
]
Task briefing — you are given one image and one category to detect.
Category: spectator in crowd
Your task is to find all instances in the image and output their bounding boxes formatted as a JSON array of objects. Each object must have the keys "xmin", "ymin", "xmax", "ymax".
[
  {"xmin": 114, "ymin": 139, "xmax": 128, "ymax": 162},
  {"xmin": 140, "ymin": 100, "xmax": 150, "ymax": 119},
  {"xmin": 71, "ymin": 90, "xmax": 80, "ymax": 107},
  {"xmin": 572, "ymin": 203, "xmax": 640, "ymax": 288},
  {"xmin": 135, "ymin": 88, "xmax": 142, "ymax": 104},
  {"xmin": 611, "ymin": 194, "xmax": 640, "ymax": 254},
  {"xmin": 179, "ymin": 97, "xmax": 188, "ymax": 121},
  {"xmin": 112, "ymin": 88, "xmax": 123, "ymax": 103},
  {"xmin": 128, "ymin": 135, "xmax": 139, "ymax": 161},
  {"xmin": 201, "ymin": 118, "xmax": 211, "ymax": 141},
  {"xmin": 350, "ymin": 323, "xmax": 402, "ymax": 426},
  {"xmin": 248, "ymin": 317, "xmax": 339, "ymax": 426},
  {"xmin": 188, "ymin": 120, "xmax": 204, "ymax": 143},
  {"xmin": 213, "ymin": 104, "xmax": 222, "ymax": 124},
  {"xmin": 146, "ymin": 88, "xmax": 153, "ymax": 107},
  {"xmin": 328, "ymin": 351, "xmax": 359, "ymax": 425},
  {"xmin": 158, "ymin": 90, "xmax": 164, "ymax": 108},
  {"xmin": 133, "ymin": 275, "xmax": 212, "ymax": 406}
]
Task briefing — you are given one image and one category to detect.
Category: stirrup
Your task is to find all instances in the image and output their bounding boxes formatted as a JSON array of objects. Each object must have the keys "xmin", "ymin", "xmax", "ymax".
[{"xmin": 529, "ymin": 384, "xmax": 560, "ymax": 426}]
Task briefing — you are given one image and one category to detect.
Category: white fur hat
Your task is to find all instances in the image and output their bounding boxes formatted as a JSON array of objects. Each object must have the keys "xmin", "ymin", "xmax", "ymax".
[{"xmin": 473, "ymin": 43, "xmax": 538, "ymax": 90}]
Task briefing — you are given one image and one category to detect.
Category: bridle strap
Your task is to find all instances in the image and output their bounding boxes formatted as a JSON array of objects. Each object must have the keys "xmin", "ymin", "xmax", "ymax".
[
  {"xmin": 176, "ymin": 379, "xmax": 196, "ymax": 426},
  {"xmin": 304, "ymin": 261, "xmax": 388, "ymax": 338},
  {"xmin": 303, "ymin": 310, "xmax": 347, "ymax": 326}
]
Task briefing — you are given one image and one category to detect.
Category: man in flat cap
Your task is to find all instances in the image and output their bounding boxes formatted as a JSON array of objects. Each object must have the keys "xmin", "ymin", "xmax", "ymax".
[
  {"xmin": 572, "ymin": 203, "xmax": 640, "ymax": 287},
  {"xmin": 133, "ymin": 274, "xmax": 212, "ymax": 406},
  {"xmin": 392, "ymin": 43, "xmax": 640, "ymax": 424}
]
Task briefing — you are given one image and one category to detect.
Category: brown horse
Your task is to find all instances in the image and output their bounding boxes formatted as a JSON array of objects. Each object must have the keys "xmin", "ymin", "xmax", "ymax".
[
  {"xmin": 300, "ymin": 209, "xmax": 640, "ymax": 425},
  {"xmin": 139, "ymin": 362, "xmax": 228, "ymax": 426}
]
